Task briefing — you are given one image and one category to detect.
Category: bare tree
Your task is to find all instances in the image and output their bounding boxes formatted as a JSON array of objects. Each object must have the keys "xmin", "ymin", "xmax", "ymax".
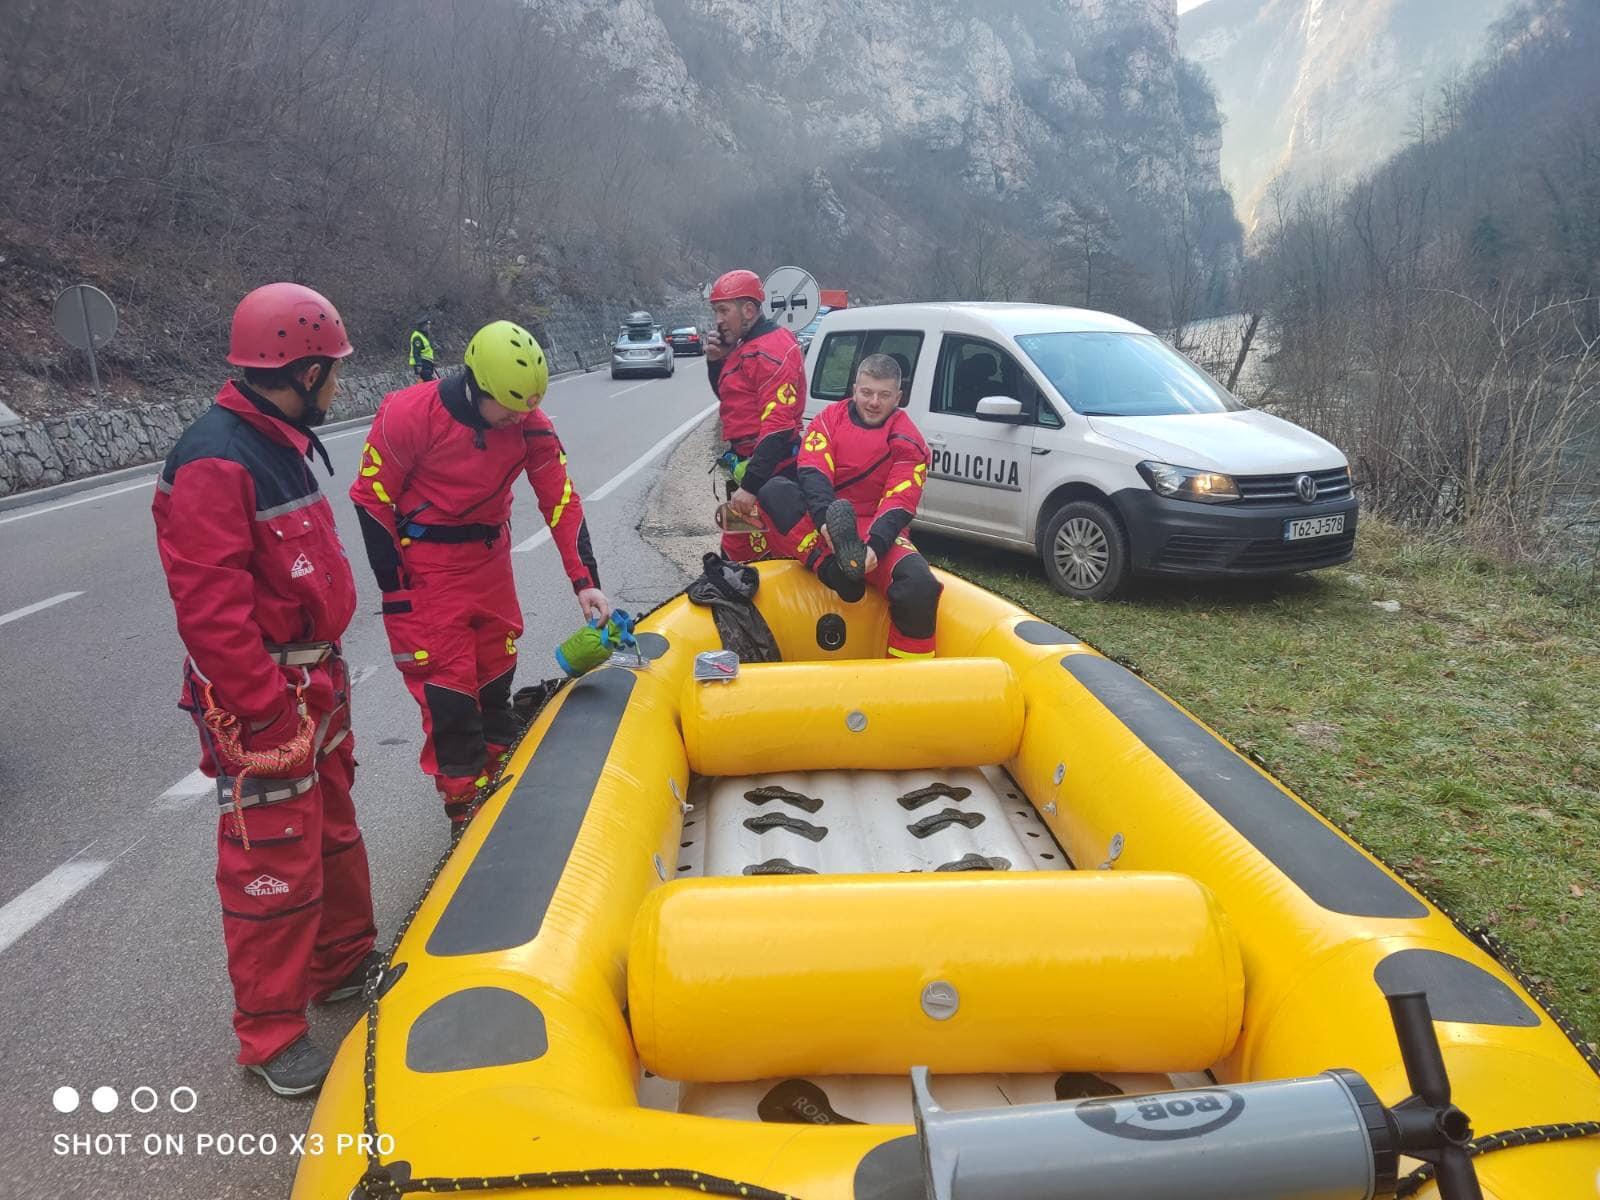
[{"xmin": 1050, "ymin": 199, "xmax": 1118, "ymax": 308}]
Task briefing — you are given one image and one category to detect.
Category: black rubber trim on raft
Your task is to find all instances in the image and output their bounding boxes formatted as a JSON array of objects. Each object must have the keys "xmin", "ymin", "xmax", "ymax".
[
  {"xmin": 1375, "ymin": 949, "xmax": 1540, "ymax": 1027},
  {"xmin": 1014, "ymin": 619, "xmax": 1080, "ymax": 646},
  {"xmin": 743, "ymin": 858, "xmax": 817, "ymax": 875},
  {"xmin": 935, "ymin": 853, "xmax": 1010, "ymax": 872},
  {"xmin": 428, "ymin": 667, "xmax": 636, "ymax": 956},
  {"xmin": 758, "ymin": 1078, "xmax": 862, "ymax": 1126},
  {"xmin": 406, "ymin": 987, "xmax": 549, "ymax": 1072},
  {"xmin": 1056, "ymin": 1072, "xmax": 1124, "ymax": 1099},
  {"xmin": 743, "ymin": 813, "xmax": 829, "ymax": 842},
  {"xmin": 744, "ymin": 785, "xmax": 824, "ymax": 813},
  {"xmin": 1062, "ymin": 655, "xmax": 1426, "ymax": 919},
  {"xmin": 635, "ymin": 632, "xmax": 670, "ymax": 660},
  {"xmin": 853, "ymin": 1135, "xmax": 923, "ymax": 1200}
]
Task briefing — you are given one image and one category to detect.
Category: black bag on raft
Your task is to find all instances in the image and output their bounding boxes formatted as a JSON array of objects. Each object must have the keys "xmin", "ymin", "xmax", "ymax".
[{"xmin": 686, "ymin": 552, "xmax": 782, "ymax": 664}]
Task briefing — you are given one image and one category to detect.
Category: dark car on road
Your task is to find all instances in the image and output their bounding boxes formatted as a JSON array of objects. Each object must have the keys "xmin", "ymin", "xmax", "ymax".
[
  {"xmin": 665, "ymin": 326, "xmax": 705, "ymax": 356},
  {"xmin": 611, "ymin": 311, "xmax": 675, "ymax": 380}
]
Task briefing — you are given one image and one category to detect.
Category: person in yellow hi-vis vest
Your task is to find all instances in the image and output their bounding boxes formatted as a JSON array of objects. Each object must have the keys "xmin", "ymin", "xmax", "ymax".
[{"xmin": 408, "ymin": 316, "xmax": 437, "ymax": 381}]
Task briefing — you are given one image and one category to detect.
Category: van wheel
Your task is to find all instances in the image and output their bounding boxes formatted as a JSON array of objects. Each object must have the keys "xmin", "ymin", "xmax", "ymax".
[{"xmin": 1041, "ymin": 500, "xmax": 1128, "ymax": 601}]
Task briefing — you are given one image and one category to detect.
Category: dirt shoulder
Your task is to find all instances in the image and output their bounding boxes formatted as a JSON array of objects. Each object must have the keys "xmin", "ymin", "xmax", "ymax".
[{"xmin": 638, "ymin": 412, "xmax": 723, "ymax": 579}]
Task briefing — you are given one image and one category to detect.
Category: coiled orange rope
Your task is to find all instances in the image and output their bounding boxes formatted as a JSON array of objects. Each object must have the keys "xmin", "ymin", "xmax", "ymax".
[{"xmin": 201, "ymin": 680, "xmax": 316, "ymax": 851}]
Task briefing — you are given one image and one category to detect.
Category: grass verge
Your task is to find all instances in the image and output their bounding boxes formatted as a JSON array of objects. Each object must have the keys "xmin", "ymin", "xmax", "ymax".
[{"xmin": 922, "ymin": 519, "xmax": 1600, "ymax": 1041}]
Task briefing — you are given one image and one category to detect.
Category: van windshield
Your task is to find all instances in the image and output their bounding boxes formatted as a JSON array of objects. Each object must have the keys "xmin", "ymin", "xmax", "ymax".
[{"xmin": 1014, "ymin": 332, "xmax": 1243, "ymax": 416}]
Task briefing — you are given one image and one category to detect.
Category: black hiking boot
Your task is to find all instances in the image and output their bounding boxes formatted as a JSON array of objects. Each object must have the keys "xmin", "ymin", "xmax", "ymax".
[
  {"xmin": 248, "ymin": 1035, "xmax": 331, "ymax": 1098},
  {"xmin": 823, "ymin": 499, "xmax": 867, "ymax": 581},
  {"xmin": 316, "ymin": 949, "xmax": 384, "ymax": 1005},
  {"xmin": 444, "ymin": 789, "xmax": 483, "ymax": 838}
]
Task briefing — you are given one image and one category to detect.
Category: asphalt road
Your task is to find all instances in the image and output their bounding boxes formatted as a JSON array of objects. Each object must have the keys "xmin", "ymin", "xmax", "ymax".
[{"xmin": 0, "ymin": 361, "xmax": 720, "ymax": 1198}]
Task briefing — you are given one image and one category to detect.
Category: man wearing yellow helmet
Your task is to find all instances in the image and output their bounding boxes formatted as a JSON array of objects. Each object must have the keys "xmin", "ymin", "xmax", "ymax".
[{"xmin": 351, "ymin": 320, "xmax": 609, "ymax": 830}]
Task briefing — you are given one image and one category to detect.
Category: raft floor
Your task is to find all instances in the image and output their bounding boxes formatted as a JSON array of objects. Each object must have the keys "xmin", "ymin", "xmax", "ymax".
[
  {"xmin": 637, "ymin": 766, "xmax": 1206, "ymax": 1123},
  {"xmin": 676, "ymin": 765, "xmax": 1066, "ymax": 878}
]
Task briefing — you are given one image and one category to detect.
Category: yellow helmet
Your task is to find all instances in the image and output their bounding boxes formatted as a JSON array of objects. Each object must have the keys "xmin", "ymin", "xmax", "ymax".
[{"xmin": 463, "ymin": 320, "xmax": 548, "ymax": 412}]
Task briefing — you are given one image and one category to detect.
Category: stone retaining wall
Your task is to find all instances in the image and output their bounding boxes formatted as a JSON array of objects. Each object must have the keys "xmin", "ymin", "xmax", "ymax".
[
  {"xmin": 0, "ymin": 373, "xmax": 398, "ymax": 497},
  {"xmin": 0, "ymin": 296, "xmax": 711, "ymax": 498}
]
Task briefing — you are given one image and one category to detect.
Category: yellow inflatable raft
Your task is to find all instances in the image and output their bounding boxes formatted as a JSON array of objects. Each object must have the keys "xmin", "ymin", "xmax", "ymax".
[{"xmin": 295, "ymin": 563, "xmax": 1600, "ymax": 1200}]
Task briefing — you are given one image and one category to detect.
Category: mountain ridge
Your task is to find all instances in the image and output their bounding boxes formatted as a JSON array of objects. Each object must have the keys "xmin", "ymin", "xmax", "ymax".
[{"xmin": 1181, "ymin": 0, "xmax": 1509, "ymax": 231}]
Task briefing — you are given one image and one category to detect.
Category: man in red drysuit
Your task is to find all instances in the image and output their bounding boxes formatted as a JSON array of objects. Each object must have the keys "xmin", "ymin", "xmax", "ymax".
[
  {"xmin": 153, "ymin": 282, "xmax": 379, "ymax": 1097},
  {"xmin": 350, "ymin": 320, "xmax": 609, "ymax": 829},
  {"xmin": 704, "ymin": 267, "xmax": 806, "ymax": 562},
  {"xmin": 755, "ymin": 352, "xmax": 943, "ymax": 658}
]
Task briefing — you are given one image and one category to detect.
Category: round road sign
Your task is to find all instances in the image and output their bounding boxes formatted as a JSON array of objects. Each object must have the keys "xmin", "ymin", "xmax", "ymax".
[
  {"xmin": 53, "ymin": 284, "xmax": 118, "ymax": 352},
  {"xmin": 762, "ymin": 265, "xmax": 821, "ymax": 331}
]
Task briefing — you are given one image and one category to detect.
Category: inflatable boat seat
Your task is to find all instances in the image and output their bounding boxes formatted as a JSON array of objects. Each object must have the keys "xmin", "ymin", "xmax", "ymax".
[
  {"xmin": 681, "ymin": 658, "xmax": 1024, "ymax": 776},
  {"xmin": 627, "ymin": 873, "xmax": 1243, "ymax": 1082}
]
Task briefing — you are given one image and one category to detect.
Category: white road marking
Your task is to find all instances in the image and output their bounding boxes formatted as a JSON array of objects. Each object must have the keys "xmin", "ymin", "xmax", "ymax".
[
  {"xmin": 0, "ymin": 480, "xmax": 156, "ymax": 526},
  {"xmin": 160, "ymin": 768, "xmax": 210, "ymax": 798},
  {"xmin": 0, "ymin": 860, "xmax": 112, "ymax": 956},
  {"xmin": 514, "ymin": 402, "xmax": 717, "ymax": 552},
  {"xmin": 0, "ymin": 591, "xmax": 85, "ymax": 627},
  {"xmin": 150, "ymin": 768, "xmax": 213, "ymax": 813},
  {"xmin": 609, "ymin": 381, "xmax": 651, "ymax": 398}
]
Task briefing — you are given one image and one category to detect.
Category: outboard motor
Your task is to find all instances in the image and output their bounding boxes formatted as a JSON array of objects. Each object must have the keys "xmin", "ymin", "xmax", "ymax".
[{"xmin": 912, "ymin": 990, "xmax": 1481, "ymax": 1200}]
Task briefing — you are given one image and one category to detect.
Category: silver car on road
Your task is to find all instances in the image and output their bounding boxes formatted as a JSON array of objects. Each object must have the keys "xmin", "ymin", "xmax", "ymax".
[{"xmin": 610, "ymin": 311, "xmax": 675, "ymax": 379}]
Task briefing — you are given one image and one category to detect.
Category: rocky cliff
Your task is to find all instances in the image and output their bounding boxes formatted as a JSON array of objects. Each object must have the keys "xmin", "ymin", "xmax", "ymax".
[
  {"xmin": 542, "ymin": 0, "xmax": 1239, "ymax": 315},
  {"xmin": 1181, "ymin": 0, "xmax": 1510, "ymax": 232},
  {"xmin": 0, "ymin": 0, "xmax": 1237, "ymax": 442}
]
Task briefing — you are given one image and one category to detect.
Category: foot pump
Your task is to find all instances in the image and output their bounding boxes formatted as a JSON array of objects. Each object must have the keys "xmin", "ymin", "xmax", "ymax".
[{"xmin": 912, "ymin": 990, "xmax": 1481, "ymax": 1200}]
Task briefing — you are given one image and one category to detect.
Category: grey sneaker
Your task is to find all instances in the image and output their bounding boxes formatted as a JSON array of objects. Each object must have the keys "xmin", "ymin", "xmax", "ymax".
[
  {"xmin": 824, "ymin": 499, "xmax": 868, "ymax": 580},
  {"xmin": 317, "ymin": 949, "xmax": 384, "ymax": 1005},
  {"xmin": 248, "ymin": 1035, "xmax": 330, "ymax": 1097}
]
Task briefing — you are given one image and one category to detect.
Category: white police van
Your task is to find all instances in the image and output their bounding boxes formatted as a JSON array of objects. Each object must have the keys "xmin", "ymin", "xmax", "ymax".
[{"xmin": 802, "ymin": 302, "xmax": 1356, "ymax": 599}]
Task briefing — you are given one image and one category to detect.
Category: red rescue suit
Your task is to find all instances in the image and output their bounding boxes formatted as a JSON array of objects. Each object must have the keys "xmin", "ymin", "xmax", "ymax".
[
  {"xmin": 756, "ymin": 399, "xmax": 942, "ymax": 658},
  {"xmin": 349, "ymin": 374, "xmax": 599, "ymax": 818},
  {"xmin": 153, "ymin": 382, "xmax": 375, "ymax": 1066},
  {"xmin": 707, "ymin": 316, "xmax": 805, "ymax": 561}
]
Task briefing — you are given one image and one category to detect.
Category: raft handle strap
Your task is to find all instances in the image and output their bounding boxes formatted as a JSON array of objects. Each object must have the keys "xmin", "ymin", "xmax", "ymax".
[
  {"xmin": 1395, "ymin": 1121, "xmax": 1600, "ymax": 1198},
  {"xmin": 354, "ymin": 1164, "xmax": 798, "ymax": 1198}
]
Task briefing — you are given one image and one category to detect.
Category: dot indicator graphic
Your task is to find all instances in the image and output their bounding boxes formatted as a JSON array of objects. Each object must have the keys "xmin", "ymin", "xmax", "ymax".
[
  {"xmin": 52, "ymin": 1086, "xmax": 80, "ymax": 1114},
  {"xmin": 91, "ymin": 1086, "xmax": 119, "ymax": 1114}
]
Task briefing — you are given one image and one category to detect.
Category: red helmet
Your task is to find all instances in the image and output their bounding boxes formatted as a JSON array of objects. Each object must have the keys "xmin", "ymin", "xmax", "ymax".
[
  {"xmin": 227, "ymin": 282, "xmax": 354, "ymax": 367},
  {"xmin": 709, "ymin": 269, "xmax": 764, "ymax": 306}
]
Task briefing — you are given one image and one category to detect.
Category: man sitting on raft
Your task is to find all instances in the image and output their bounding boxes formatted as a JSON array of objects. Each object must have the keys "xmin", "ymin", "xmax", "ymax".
[{"xmin": 756, "ymin": 353, "xmax": 943, "ymax": 658}]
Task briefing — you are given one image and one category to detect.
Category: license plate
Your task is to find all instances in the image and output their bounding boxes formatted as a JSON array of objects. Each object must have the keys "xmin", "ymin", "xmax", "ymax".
[
  {"xmin": 628, "ymin": 350, "xmax": 651, "ymax": 359},
  {"xmin": 1284, "ymin": 513, "xmax": 1345, "ymax": 541}
]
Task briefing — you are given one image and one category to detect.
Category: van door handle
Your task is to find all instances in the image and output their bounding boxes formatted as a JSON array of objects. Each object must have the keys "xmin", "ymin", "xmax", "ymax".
[
  {"xmin": 1031, "ymin": 447, "xmax": 1050, "ymax": 455},
  {"xmin": 927, "ymin": 437, "xmax": 946, "ymax": 448}
]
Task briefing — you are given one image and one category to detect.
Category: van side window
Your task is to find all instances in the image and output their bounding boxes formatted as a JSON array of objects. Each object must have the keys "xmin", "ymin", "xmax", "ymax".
[
  {"xmin": 1034, "ymin": 383, "xmax": 1063, "ymax": 428},
  {"xmin": 812, "ymin": 330, "xmax": 925, "ymax": 404},
  {"xmin": 812, "ymin": 332, "xmax": 863, "ymax": 400},
  {"xmin": 932, "ymin": 337, "xmax": 1024, "ymax": 417},
  {"xmin": 866, "ymin": 331, "xmax": 924, "ymax": 406},
  {"xmin": 933, "ymin": 336, "xmax": 1064, "ymax": 427}
]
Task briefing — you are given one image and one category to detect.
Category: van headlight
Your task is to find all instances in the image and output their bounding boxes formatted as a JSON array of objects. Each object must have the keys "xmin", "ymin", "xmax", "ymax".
[{"xmin": 1137, "ymin": 461, "xmax": 1240, "ymax": 503}]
